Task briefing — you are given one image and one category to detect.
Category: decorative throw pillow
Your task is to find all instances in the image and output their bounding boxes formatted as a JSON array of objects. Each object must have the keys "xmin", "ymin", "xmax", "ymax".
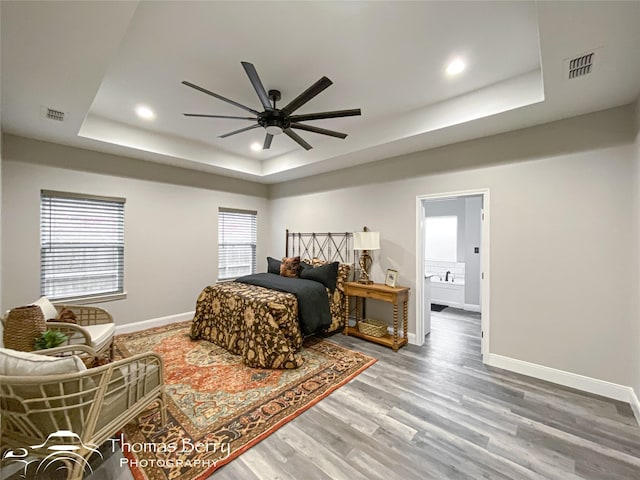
[
  {"xmin": 52, "ymin": 308, "xmax": 77, "ymax": 324},
  {"xmin": 310, "ymin": 257, "xmax": 328, "ymax": 267},
  {"xmin": 300, "ymin": 261, "xmax": 339, "ymax": 293},
  {"xmin": 280, "ymin": 256, "xmax": 301, "ymax": 278},
  {"xmin": 0, "ymin": 347, "xmax": 86, "ymax": 376},
  {"xmin": 267, "ymin": 256, "xmax": 281, "ymax": 275},
  {"xmin": 32, "ymin": 296, "xmax": 58, "ymax": 321},
  {"xmin": 342, "ymin": 262, "xmax": 355, "ymax": 282},
  {"xmin": 307, "ymin": 258, "xmax": 351, "ymax": 291},
  {"xmin": 337, "ymin": 262, "xmax": 351, "ymax": 282}
]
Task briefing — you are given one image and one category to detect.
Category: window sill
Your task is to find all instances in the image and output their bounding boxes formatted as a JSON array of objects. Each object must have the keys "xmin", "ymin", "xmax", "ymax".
[{"xmin": 51, "ymin": 292, "xmax": 127, "ymax": 305}]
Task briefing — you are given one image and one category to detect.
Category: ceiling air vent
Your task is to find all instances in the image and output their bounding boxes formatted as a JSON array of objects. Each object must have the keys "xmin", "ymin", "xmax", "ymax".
[
  {"xmin": 567, "ymin": 52, "xmax": 594, "ymax": 79},
  {"xmin": 44, "ymin": 107, "xmax": 65, "ymax": 122}
]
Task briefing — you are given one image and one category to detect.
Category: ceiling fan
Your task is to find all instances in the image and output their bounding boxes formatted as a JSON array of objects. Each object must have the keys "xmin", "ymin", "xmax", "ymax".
[{"xmin": 182, "ymin": 62, "xmax": 361, "ymax": 151}]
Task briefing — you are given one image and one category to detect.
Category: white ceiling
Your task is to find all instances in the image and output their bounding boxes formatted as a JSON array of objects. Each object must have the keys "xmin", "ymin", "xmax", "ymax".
[{"xmin": 2, "ymin": 1, "xmax": 640, "ymax": 184}]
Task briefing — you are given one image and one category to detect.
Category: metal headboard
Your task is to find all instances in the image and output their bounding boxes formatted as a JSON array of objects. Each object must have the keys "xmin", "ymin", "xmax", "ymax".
[{"xmin": 285, "ymin": 230, "xmax": 353, "ymax": 264}]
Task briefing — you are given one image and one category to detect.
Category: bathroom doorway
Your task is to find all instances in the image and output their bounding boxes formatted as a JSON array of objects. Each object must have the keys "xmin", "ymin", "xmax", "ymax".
[{"xmin": 415, "ymin": 189, "xmax": 490, "ymax": 358}]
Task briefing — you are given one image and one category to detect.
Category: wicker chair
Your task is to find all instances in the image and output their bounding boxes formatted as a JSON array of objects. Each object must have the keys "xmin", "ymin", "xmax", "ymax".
[
  {"xmin": 47, "ymin": 304, "xmax": 116, "ymax": 360},
  {"xmin": 2, "ymin": 302, "xmax": 116, "ymax": 359},
  {"xmin": 0, "ymin": 344, "xmax": 166, "ymax": 480}
]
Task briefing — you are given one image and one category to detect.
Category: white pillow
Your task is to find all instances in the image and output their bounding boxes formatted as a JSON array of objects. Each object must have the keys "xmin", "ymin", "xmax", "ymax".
[
  {"xmin": 0, "ymin": 347, "xmax": 86, "ymax": 376},
  {"xmin": 33, "ymin": 296, "xmax": 58, "ymax": 321}
]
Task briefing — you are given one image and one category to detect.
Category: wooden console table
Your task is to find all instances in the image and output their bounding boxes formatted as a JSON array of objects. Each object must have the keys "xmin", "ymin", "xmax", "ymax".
[{"xmin": 343, "ymin": 282, "xmax": 410, "ymax": 351}]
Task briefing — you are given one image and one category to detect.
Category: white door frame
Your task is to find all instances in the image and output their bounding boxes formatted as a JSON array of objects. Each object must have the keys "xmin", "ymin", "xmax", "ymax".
[{"xmin": 415, "ymin": 188, "xmax": 491, "ymax": 358}]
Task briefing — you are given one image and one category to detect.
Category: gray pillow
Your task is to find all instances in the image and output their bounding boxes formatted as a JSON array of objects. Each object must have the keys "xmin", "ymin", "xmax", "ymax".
[
  {"xmin": 300, "ymin": 262, "xmax": 339, "ymax": 293},
  {"xmin": 267, "ymin": 257, "xmax": 281, "ymax": 274}
]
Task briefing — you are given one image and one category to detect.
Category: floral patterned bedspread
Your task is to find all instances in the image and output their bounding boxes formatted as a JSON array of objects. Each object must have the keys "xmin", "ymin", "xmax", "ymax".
[
  {"xmin": 190, "ymin": 262, "xmax": 350, "ymax": 369},
  {"xmin": 190, "ymin": 282, "xmax": 303, "ymax": 369}
]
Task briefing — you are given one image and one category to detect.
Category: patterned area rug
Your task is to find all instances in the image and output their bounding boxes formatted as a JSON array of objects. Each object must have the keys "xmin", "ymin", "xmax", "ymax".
[{"xmin": 114, "ymin": 321, "xmax": 376, "ymax": 480}]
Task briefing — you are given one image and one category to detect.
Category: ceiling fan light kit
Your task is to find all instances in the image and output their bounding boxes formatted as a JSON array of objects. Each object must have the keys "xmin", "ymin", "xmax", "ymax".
[{"xmin": 182, "ymin": 61, "xmax": 361, "ymax": 151}]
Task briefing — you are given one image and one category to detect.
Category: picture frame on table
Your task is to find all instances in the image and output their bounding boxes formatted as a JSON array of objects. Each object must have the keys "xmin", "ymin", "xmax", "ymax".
[{"xmin": 385, "ymin": 269, "xmax": 398, "ymax": 288}]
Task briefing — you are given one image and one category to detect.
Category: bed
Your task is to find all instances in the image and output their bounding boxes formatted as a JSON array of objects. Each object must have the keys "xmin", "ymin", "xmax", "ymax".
[{"xmin": 190, "ymin": 231, "xmax": 353, "ymax": 369}]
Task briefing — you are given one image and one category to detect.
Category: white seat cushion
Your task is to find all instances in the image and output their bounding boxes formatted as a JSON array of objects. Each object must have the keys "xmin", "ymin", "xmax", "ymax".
[
  {"xmin": 84, "ymin": 323, "xmax": 116, "ymax": 352},
  {"xmin": 98, "ymin": 363, "xmax": 161, "ymax": 430},
  {"xmin": 0, "ymin": 347, "xmax": 86, "ymax": 376}
]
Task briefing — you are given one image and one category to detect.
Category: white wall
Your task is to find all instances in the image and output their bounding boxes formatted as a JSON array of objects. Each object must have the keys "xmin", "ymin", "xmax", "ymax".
[
  {"xmin": 464, "ymin": 196, "xmax": 482, "ymax": 306},
  {"xmin": 270, "ymin": 104, "xmax": 638, "ymax": 388},
  {"xmin": 1, "ymin": 136, "xmax": 270, "ymax": 326}
]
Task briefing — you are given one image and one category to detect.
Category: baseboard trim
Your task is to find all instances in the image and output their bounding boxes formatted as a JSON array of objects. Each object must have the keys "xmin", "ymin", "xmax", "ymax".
[
  {"xmin": 384, "ymin": 326, "xmax": 418, "ymax": 346},
  {"xmin": 630, "ymin": 388, "xmax": 640, "ymax": 426},
  {"xmin": 115, "ymin": 311, "xmax": 194, "ymax": 334},
  {"xmin": 463, "ymin": 303, "xmax": 481, "ymax": 312},
  {"xmin": 486, "ymin": 353, "xmax": 639, "ymax": 425}
]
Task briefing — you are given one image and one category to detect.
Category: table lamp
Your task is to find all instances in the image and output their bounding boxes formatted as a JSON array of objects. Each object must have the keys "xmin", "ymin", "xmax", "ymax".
[{"xmin": 353, "ymin": 226, "xmax": 380, "ymax": 284}]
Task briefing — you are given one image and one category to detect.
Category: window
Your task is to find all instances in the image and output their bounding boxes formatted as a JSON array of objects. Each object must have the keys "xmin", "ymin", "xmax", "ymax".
[
  {"xmin": 218, "ymin": 208, "xmax": 256, "ymax": 280},
  {"xmin": 40, "ymin": 190, "xmax": 125, "ymax": 301},
  {"xmin": 425, "ymin": 216, "xmax": 458, "ymax": 262}
]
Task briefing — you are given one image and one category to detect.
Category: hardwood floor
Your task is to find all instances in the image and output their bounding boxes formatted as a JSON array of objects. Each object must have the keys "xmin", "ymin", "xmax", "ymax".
[
  {"xmin": 8, "ymin": 308, "xmax": 637, "ymax": 479},
  {"xmin": 215, "ymin": 308, "xmax": 640, "ymax": 480}
]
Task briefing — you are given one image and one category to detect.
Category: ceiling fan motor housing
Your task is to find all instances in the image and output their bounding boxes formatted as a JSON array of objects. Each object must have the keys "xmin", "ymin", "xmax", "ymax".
[{"xmin": 259, "ymin": 110, "xmax": 289, "ymax": 134}]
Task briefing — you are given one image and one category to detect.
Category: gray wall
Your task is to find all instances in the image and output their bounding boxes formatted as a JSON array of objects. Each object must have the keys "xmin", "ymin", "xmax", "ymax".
[
  {"xmin": 269, "ymin": 104, "xmax": 638, "ymax": 388},
  {"xmin": 634, "ymin": 98, "xmax": 640, "ymax": 398},
  {"xmin": 1, "ymin": 136, "xmax": 270, "ymax": 325},
  {"xmin": 1, "ymin": 104, "xmax": 639, "ymax": 394},
  {"xmin": 0, "ymin": 129, "xmax": 3, "ymax": 340}
]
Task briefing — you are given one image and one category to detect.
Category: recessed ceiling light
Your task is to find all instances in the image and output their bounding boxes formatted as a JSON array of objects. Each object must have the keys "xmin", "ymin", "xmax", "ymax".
[
  {"xmin": 446, "ymin": 59, "xmax": 466, "ymax": 76},
  {"xmin": 135, "ymin": 105, "xmax": 155, "ymax": 120},
  {"xmin": 250, "ymin": 142, "xmax": 262, "ymax": 152}
]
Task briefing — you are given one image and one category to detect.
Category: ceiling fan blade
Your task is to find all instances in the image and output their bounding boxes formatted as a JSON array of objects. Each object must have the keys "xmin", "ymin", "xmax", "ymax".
[
  {"xmin": 183, "ymin": 114, "xmax": 256, "ymax": 120},
  {"xmin": 241, "ymin": 62, "xmax": 273, "ymax": 111},
  {"xmin": 182, "ymin": 80, "xmax": 260, "ymax": 115},
  {"xmin": 281, "ymin": 76, "xmax": 333, "ymax": 115},
  {"xmin": 284, "ymin": 128, "xmax": 312, "ymax": 151},
  {"xmin": 219, "ymin": 124, "xmax": 260, "ymax": 139},
  {"xmin": 263, "ymin": 133, "xmax": 273, "ymax": 150},
  {"xmin": 290, "ymin": 122, "xmax": 348, "ymax": 139},
  {"xmin": 289, "ymin": 108, "xmax": 361, "ymax": 122}
]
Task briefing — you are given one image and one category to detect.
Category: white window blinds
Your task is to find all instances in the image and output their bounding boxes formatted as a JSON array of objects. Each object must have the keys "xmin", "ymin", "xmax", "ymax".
[
  {"xmin": 218, "ymin": 208, "xmax": 257, "ymax": 280},
  {"xmin": 40, "ymin": 190, "xmax": 125, "ymax": 301}
]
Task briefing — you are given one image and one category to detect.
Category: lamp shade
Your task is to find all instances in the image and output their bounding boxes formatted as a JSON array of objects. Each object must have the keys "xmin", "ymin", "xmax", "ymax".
[{"xmin": 353, "ymin": 231, "xmax": 380, "ymax": 250}]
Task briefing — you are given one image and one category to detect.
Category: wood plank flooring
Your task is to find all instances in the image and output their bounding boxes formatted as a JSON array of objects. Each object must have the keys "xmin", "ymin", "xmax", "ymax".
[
  {"xmin": 7, "ymin": 308, "xmax": 638, "ymax": 479},
  {"xmin": 214, "ymin": 308, "xmax": 640, "ymax": 480}
]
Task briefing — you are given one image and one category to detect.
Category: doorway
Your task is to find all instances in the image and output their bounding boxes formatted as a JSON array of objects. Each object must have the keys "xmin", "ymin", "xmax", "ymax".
[{"xmin": 415, "ymin": 189, "xmax": 490, "ymax": 358}]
